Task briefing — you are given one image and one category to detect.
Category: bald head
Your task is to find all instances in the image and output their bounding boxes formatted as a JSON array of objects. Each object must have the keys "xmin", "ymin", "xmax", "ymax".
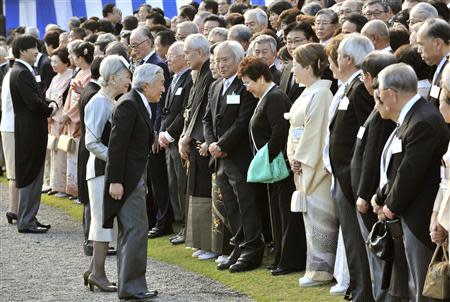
[{"xmin": 361, "ymin": 19, "xmax": 390, "ymax": 50}]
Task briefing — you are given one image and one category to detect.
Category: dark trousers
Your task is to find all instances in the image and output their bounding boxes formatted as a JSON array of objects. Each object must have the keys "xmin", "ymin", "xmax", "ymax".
[
  {"xmin": 269, "ymin": 174, "xmax": 306, "ymax": 271},
  {"xmin": 166, "ymin": 141, "xmax": 187, "ymax": 223},
  {"xmin": 333, "ymin": 179, "xmax": 374, "ymax": 302},
  {"xmin": 216, "ymin": 158, "xmax": 264, "ymax": 265},
  {"xmin": 147, "ymin": 149, "xmax": 172, "ymax": 230}
]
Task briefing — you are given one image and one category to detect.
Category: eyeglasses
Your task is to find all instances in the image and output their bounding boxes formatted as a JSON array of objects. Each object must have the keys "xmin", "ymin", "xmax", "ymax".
[
  {"xmin": 129, "ymin": 39, "xmax": 149, "ymax": 49},
  {"xmin": 364, "ymin": 10, "xmax": 384, "ymax": 18},
  {"xmin": 286, "ymin": 37, "xmax": 307, "ymax": 45}
]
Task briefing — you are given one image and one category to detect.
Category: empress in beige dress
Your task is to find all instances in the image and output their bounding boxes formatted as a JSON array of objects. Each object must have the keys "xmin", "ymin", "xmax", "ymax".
[{"xmin": 287, "ymin": 79, "xmax": 339, "ymax": 281}]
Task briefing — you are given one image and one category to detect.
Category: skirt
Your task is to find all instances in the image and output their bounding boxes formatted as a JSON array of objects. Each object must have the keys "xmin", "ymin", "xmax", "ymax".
[
  {"xmin": 87, "ymin": 175, "xmax": 115, "ymax": 242},
  {"xmin": 1, "ymin": 131, "xmax": 15, "ymax": 180}
]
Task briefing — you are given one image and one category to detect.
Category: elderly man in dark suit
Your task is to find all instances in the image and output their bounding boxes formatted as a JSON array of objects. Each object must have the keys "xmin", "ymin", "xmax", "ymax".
[
  {"xmin": 203, "ymin": 41, "xmax": 264, "ymax": 273},
  {"xmin": 252, "ymin": 34, "xmax": 281, "ymax": 85},
  {"xmin": 373, "ymin": 63, "xmax": 449, "ymax": 302},
  {"xmin": 158, "ymin": 41, "xmax": 193, "ymax": 244},
  {"xmin": 130, "ymin": 26, "xmax": 173, "ymax": 238},
  {"xmin": 327, "ymin": 34, "xmax": 375, "ymax": 301},
  {"xmin": 104, "ymin": 64, "xmax": 164, "ymax": 301},
  {"xmin": 9, "ymin": 35, "xmax": 57, "ymax": 233}
]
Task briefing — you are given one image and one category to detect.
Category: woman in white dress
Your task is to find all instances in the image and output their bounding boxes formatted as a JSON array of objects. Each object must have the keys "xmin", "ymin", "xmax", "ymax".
[
  {"xmin": 83, "ymin": 55, "xmax": 131, "ymax": 292},
  {"xmin": 287, "ymin": 43, "xmax": 339, "ymax": 287}
]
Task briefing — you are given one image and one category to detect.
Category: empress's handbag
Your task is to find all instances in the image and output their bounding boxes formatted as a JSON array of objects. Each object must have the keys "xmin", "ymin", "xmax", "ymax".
[
  {"xmin": 290, "ymin": 190, "xmax": 307, "ymax": 213},
  {"xmin": 367, "ymin": 220, "xmax": 394, "ymax": 261},
  {"xmin": 47, "ymin": 134, "xmax": 57, "ymax": 150},
  {"xmin": 422, "ymin": 243, "xmax": 450, "ymax": 299},
  {"xmin": 57, "ymin": 134, "xmax": 75, "ymax": 153},
  {"xmin": 246, "ymin": 144, "xmax": 289, "ymax": 184}
]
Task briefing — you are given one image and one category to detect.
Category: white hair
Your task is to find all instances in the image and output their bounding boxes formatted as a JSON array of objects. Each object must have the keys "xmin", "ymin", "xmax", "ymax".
[
  {"xmin": 228, "ymin": 24, "xmax": 252, "ymax": 43},
  {"xmin": 216, "ymin": 41, "xmax": 245, "ymax": 63},
  {"xmin": 25, "ymin": 26, "xmax": 40, "ymax": 39},
  {"xmin": 132, "ymin": 64, "xmax": 164, "ymax": 91},
  {"xmin": 96, "ymin": 33, "xmax": 117, "ymax": 45},
  {"xmin": 99, "ymin": 55, "xmax": 130, "ymax": 87},
  {"xmin": 378, "ymin": 63, "xmax": 418, "ymax": 93},
  {"xmin": 254, "ymin": 34, "xmax": 277, "ymax": 53},
  {"xmin": 338, "ymin": 33, "xmax": 375, "ymax": 67},
  {"xmin": 67, "ymin": 39, "xmax": 83, "ymax": 53},
  {"xmin": 177, "ymin": 21, "xmax": 199, "ymax": 34},
  {"xmin": 168, "ymin": 41, "xmax": 185, "ymax": 55},
  {"xmin": 410, "ymin": 2, "xmax": 438, "ymax": 21},
  {"xmin": 209, "ymin": 28, "xmax": 228, "ymax": 41},
  {"xmin": 244, "ymin": 8, "xmax": 268, "ymax": 28},
  {"xmin": 185, "ymin": 34, "xmax": 210, "ymax": 56},
  {"xmin": 45, "ymin": 24, "xmax": 61, "ymax": 33}
]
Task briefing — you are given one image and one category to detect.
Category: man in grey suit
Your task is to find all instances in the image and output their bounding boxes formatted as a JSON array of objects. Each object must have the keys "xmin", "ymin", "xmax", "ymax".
[{"xmin": 104, "ymin": 64, "xmax": 165, "ymax": 301}]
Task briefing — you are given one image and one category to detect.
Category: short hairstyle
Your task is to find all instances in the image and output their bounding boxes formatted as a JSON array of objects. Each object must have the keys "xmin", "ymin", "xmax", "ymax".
[
  {"xmin": 284, "ymin": 21, "xmax": 319, "ymax": 43},
  {"xmin": 225, "ymin": 13, "xmax": 245, "ymax": 26},
  {"xmin": 203, "ymin": 0, "xmax": 219, "ymax": 15},
  {"xmin": 338, "ymin": 33, "xmax": 375, "ymax": 67},
  {"xmin": 25, "ymin": 26, "xmax": 40, "ymax": 39},
  {"xmin": 279, "ymin": 8, "xmax": 301, "ymax": 26},
  {"xmin": 132, "ymin": 63, "xmax": 164, "ymax": 91},
  {"xmin": 209, "ymin": 28, "xmax": 228, "ymax": 41},
  {"xmin": 179, "ymin": 5, "xmax": 198, "ymax": 21},
  {"xmin": 216, "ymin": 40, "xmax": 245, "ymax": 63},
  {"xmin": 294, "ymin": 43, "xmax": 329, "ymax": 77},
  {"xmin": 361, "ymin": 51, "xmax": 398, "ymax": 77},
  {"xmin": 229, "ymin": 3, "xmax": 250, "ymax": 15},
  {"xmin": 244, "ymin": 8, "xmax": 268, "ymax": 28},
  {"xmin": 84, "ymin": 34, "xmax": 98, "ymax": 44},
  {"xmin": 12, "ymin": 34, "xmax": 38, "ymax": 59},
  {"xmin": 71, "ymin": 27, "xmax": 87, "ymax": 40},
  {"xmin": 153, "ymin": 7, "xmax": 165, "ymax": 17},
  {"xmin": 429, "ymin": 0, "xmax": 450, "ymax": 22},
  {"xmin": 133, "ymin": 26, "xmax": 155, "ymax": 44},
  {"xmin": 228, "ymin": 24, "xmax": 253, "ymax": 43},
  {"xmin": 52, "ymin": 47, "xmax": 70, "ymax": 66},
  {"xmin": 394, "ymin": 44, "xmax": 432, "ymax": 81},
  {"xmin": 378, "ymin": 62, "xmax": 417, "ymax": 93},
  {"xmin": 392, "ymin": 9, "xmax": 409, "ymax": 30},
  {"xmin": 302, "ymin": 3, "xmax": 323, "ymax": 17},
  {"xmin": 389, "ymin": 28, "xmax": 409, "ymax": 52},
  {"xmin": 185, "ymin": 33, "xmax": 210, "ymax": 55},
  {"xmin": 148, "ymin": 25, "xmax": 169, "ymax": 35},
  {"xmin": 82, "ymin": 19, "xmax": 99, "ymax": 33},
  {"xmin": 68, "ymin": 17, "xmax": 81, "ymax": 30},
  {"xmin": 345, "ymin": 13, "xmax": 368, "ymax": 32},
  {"xmin": 253, "ymin": 34, "xmax": 277, "ymax": 53},
  {"xmin": 147, "ymin": 12, "xmax": 166, "ymax": 26},
  {"xmin": 205, "ymin": 15, "xmax": 227, "ymax": 28},
  {"xmin": 177, "ymin": 21, "xmax": 199, "ymax": 34},
  {"xmin": 237, "ymin": 56, "xmax": 272, "ymax": 82},
  {"xmin": 99, "ymin": 54, "xmax": 131, "ymax": 86},
  {"xmin": 123, "ymin": 16, "xmax": 139, "ymax": 31},
  {"xmin": 102, "ymin": 3, "xmax": 115, "ymax": 18},
  {"xmin": 420, "ymin": 18, "xmax": 450, "ymax": 46},
  {"xmin": 316, "ymin": 8, "xmax": 339, "ymax": 24},
  {"xmin": 44, "ymin": 30, "xmax": 60, "ymax": 49},
  {"xmin": 410, "ymin": 2, "xmax": 439, "ymax": 20},
  {"xmin": 386, "ymin": 0, "xmax": 402, "ymax": 14},
  {"xmin": 155, "ymin": 30, "xmax": 176, "ymax": 47},
  {"xmin": 95, "ymin": 33, "xmax": 117, "ymax": 52},
  {"xmin": 105, "ymin": 41, "xmax": 129, "ymax": 60},
  {"xmin": 90, "ymin": 56, "xmax": 104, "ymax": 80},
  {"xmin": 73, "ymin": 41, "xmax": 95, "ymax": 64},
  {"xmin": 363, "ymin": 0, "xmax": 389, "ymax": 12},
  {"xmin": 278, "ymin": 45, "xmax": 292, "ymax": 63},
  {"xmin": 269, "ymin": 1, "xmax": 293, "ymax": 16},
  {"xmin": 98, "ymin": 19, "xmax": 115, "ymax": 34}
]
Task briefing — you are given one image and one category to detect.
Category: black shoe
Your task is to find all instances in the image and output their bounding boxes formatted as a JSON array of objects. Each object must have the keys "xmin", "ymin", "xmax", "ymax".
[
  {"xmin": 107, "ymin": 246, "xmax": 117, "ymax": 256},
  {"xmin": 147, "ymin": 226, "xmax": 173, "ymax": 238},
  {"xmin": 217, "ymin": 258, "xmax": 237, "ymax": 270},
  {"xmin": 121, "ymin": 290, "xmax": 158, "ymax": 301},
  {"xmin": 170, "ymin": 235, "xmax": 185, "ymax": 245},
  {"xmin": 18, "ymin": 226, "xmax": 48, "ymax": 234},
  {"xmin": 36, "ymin": 221, "xmax": 51, "ymax": 229},
  {"xmin": 266, "ymin": 264, "xmax": 277, "ymax": 271},
  {"xmin": 6, "ymin": 212, "xmax": 17, "ymax": 224},
  {"xmin": 271, "ymin": 267, "xmax": 293, "ymax": 276},
  {"xmin": 169, "ymin": 228, "xmax": 184, "ymax": 241},
  {"xmin": 229, "ymin": 260, "xmax": 259, "ymax": 273},
  {"xmin": 84, "ymin": 242, "xmax": 93, "ymax": 256}
]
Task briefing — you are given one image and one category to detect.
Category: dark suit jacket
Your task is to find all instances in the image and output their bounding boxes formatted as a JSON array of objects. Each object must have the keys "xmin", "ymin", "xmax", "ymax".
[
  {"xmin": 9, "ymin": 61, "xmax": 54, "ymax": 187},
  {"xmin": 270, "ymin": 65, "xmax": 282, "ymax": 86},
  {"xmin": 377, "ymin": 98, "xmax": 449, "ymax": 249},
  {"xmin": 160, "ymin": 69, "xmax": 193, "ymax": 141},
  {"xmin": 77, "ymin": 81, "xmax": 101, "ymax": 204},
  {"xmin": 185, "ymin": 60, "xmax": 214, "ymax": 142},
  {"xmin": 279, "ymin": 61, "xmax": 305, "ymax": 104},
  {"xmin": 203, "ymin": 76, "xmax": 257, "ymax": 172},
  {"xmin": 36, "ymin": 53, "xmax": 56, "ymax": 93},
  {"xmin": 249, "ymin": 85, "xmax": 291, "ymax": 160},
  {"xmin": 428, "ymin": 59, "xmax": 448, "ymax": 108},
  {"xmin": 103, "ymin": 89, "xmax": 154, "ymax": 228},
  {"xmin": 144, "ymin": 51, "xmax": 171, "ymax": 132},
  {"xmin": 329, "ymin": 76, "xmax": 374, "ymax": 203}
]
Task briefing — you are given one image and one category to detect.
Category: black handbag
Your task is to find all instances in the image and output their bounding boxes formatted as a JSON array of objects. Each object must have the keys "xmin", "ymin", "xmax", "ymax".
[{"xmin": 367, "ymin": 220, "xmax": 394, "ymax": 261}]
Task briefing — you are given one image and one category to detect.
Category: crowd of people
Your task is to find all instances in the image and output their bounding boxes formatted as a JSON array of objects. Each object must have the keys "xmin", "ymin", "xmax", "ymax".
[{"xmin": 0, "ymin": 0, "xmax": 449, "ymax": 301}]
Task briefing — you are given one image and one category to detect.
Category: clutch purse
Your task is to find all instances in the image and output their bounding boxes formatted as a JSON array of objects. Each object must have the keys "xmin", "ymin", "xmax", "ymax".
[
  {"xmin": 47, "ymin": 134, "xmax": 57, "ymax": 150},
  {"xmin": 422, "ymin": 244, "xmax": 450, "ymax": 299},
  {"xmin": 247, "ymin": 144, "xmax": 289, "ymax": 184},
  {"xmin": 57, "ymin": 134, "xmax": 75, "ymax": 153},
  {"xmin": 366, "ymin": 220, "xmax": 393, "ymax": 261},
  {"xmin": 291, "ymin": 190, "xmax": 307, "ymax": 213}
]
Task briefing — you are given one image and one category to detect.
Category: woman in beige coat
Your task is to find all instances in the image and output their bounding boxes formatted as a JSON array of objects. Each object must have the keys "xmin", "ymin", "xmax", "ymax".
[{"xmin": 287, "ymin": 43, "xmax": 339, "ymax": 286}]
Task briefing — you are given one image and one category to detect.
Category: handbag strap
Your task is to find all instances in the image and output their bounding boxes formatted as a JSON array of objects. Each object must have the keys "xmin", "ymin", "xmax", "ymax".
[{"xmin": 430, "ymin": 243, "xmax": 449, "ymax": 264}]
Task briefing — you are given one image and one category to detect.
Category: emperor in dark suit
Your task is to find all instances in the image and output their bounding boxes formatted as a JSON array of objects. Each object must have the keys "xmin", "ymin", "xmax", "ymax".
[
  {"xmin": 203, "ymin": 41, "xmax": 264, "ymax": 272},
  {"xmin": 103, "ymin": 64, "xmax": 164, "ymax": 301}
]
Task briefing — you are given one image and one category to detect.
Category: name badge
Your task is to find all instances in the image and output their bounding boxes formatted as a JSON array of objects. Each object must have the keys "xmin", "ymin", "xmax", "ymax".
[
  {"xmin": 357, "ymin": 126, "xmax": 366, "ymax": 139},
  {"xmin": 338, "ymin": 96, "xmax": 349, "ymax": 110},
  {"xmin": 35, "ymin": 75, "xmax": 41, "ymax": 83},
  {"xmin": 430, "ymin": 85, "xmax": 441, "ymax": 99},
  {"xmin": 292, "ymin": 127, "xmax": 304, "ymax": 140},
  {"xmin": 227, "ymin": 94, "xmax": 240, "ymax": 105},
  {"xmin": 392, "ymin": 137, "xmax": 402, "ymax": 154},
  {"xmin": 175, "ymin": 87, "xmax": 183, "ymax": 96}
]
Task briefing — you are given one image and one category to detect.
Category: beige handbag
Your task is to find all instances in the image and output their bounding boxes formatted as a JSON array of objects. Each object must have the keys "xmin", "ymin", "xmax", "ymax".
[
  {"xmin": 47, "ymin": 134, "xmax": 57, "ymax": 150},
  {"xmin": 57, "ymin": 134, "xmax": 75, "ymax": 153},
  {"xmin": 422, "ymin": 243, "xmax": 450, "ymax": 299}
]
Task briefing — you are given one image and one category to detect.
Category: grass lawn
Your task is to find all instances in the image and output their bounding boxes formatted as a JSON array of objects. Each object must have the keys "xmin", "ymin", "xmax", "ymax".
[{"xmin": 1, "ymin": 176, "xmax": 342, "ymax": 302}]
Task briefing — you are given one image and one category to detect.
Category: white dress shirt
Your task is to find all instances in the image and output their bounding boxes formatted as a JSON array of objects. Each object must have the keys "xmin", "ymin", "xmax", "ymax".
[
  {"xmin": 221, "ymin": 74, "xmax": 237, "ymax": 96},
  {"xmin": 136, "ymin": 90, "xmax": 152, "ymax": 120}
]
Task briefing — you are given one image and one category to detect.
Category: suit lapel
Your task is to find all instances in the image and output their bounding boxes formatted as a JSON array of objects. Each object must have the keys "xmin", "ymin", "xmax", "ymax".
[
  {"xmin": 133, "ymin": 89, "xmax": 153, "ymax": 130},
  {"xmin": 218, "ymin": 77, "xmax": 240, "ymax": 116},
  {"xmin": 167, "ymin": 71, "xmax": 189, "ymax": 109},
  {"xmin": 330, "ymin": 76, "xmax": 361, "ymax": 126},
  {"xmin": 397, "ymin": 98, "xmax": 424, "ymax": 138}
]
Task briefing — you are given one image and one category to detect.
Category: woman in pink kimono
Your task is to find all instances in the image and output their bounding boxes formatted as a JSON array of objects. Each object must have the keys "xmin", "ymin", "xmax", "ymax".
[
  {"xmin": 46, "ymin": 48, "xmax": 72, "ymax": 196},
  {"xmin": 62, "ymin": 42, "xmax": 93, "ymax": 199}
]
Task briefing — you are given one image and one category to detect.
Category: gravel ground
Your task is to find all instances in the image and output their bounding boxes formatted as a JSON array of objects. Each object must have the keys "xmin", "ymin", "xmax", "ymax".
[{"xmin": 0, "ymin": 183, "xmax": 252, "ymax": 302}]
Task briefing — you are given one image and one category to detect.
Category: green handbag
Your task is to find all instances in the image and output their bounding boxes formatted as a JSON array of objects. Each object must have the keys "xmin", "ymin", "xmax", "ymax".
[{"xmin": 247, "ymin": 143, "xmax": 290, "ymax": 183}]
